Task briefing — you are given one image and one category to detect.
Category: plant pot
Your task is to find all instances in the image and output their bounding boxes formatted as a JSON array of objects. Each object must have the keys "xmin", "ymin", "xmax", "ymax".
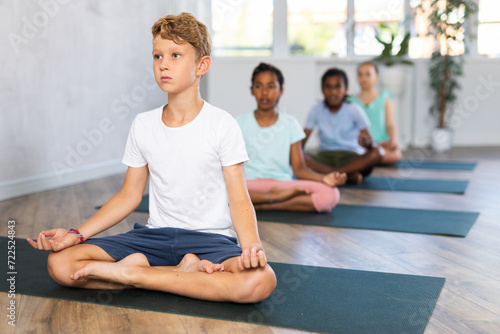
[{"xmin": 431, "ymin": 128, "xmax": 453, "ymax": 152}]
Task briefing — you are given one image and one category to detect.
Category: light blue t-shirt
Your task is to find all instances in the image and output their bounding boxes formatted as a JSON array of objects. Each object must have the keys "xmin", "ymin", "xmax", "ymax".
[
  {"xmin": 236, "ymin": 111, "xmax": 305, "ymax": 181},
  {"xmin": 304, "ymin": 101, "xmax": 370, "ymax": 154}
]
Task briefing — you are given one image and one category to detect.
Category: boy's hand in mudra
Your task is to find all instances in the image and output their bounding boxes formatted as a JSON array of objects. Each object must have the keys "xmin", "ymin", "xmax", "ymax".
[
  {"xmin": 27, "ymin": 228, "xmax": 80, "ymax": 252},
  {"xmin": 237, "ymin": 243, "xmax": 267, "ymax": 270}
]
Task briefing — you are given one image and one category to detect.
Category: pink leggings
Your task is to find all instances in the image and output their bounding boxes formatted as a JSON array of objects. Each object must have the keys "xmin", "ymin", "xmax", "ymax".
[{"xmin": 246, "ymin": 179, "xmax": 340, "ymax": 212}]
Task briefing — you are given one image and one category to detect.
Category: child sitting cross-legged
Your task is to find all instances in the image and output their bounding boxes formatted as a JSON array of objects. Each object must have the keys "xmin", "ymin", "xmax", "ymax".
[
  {"xmin": 27, "ymin": 13, "xmax": 276, "ymax": 304},
  {"xmin": 348, "ymin": 62, "xmax": 402, "ymax": 165},
  {"xmin": 303, "ymin": 68, "xmax": 384, "ymax": 184},
  {"xmin": 236, "ymin": 63, "xmax": 346, "ymax": 213}
]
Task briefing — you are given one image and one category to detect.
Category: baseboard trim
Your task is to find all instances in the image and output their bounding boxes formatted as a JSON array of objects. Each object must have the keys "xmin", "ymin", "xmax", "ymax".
[{"xmin": 0, "ymin": 159, "xmax": 127, "ymax": 201}]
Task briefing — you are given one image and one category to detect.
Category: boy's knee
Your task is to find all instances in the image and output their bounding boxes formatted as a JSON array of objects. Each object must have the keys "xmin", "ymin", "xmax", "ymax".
[
  {"xmin": 47, "ymin": 251, "xmax": 74, "ymax": 287},
  {"xmin": 375, "ymin": 146, "xmax": 384, "ymax": 158},
  {"xmin": 234, "ymin": 265, "xmax": 277, "ymax": 303},
  {"xmin": 314, "ymin": 186, "xmax": 340, "ymax": 212},
  {"xmin": 367, "ymin": 146, "xmax": 383, "ymax": 163}
]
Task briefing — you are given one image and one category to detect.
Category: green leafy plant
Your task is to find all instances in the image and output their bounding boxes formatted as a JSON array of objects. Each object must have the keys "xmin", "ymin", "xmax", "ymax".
[
  {"xmin": 372, "ymin": 22, "xmax": 413, "ymax": 66},
  {"xmin": 420, "ymin": 0, "xmax": 478, "ymax": 129}
]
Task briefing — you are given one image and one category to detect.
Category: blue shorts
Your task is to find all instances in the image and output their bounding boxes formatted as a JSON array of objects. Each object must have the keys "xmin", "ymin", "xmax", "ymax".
[{"xmin": 84, "ymin": 223, "xmax": 242, "ymax": 266}]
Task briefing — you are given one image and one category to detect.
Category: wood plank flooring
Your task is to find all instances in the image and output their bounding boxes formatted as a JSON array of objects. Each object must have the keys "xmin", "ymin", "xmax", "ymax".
[{"xmin": 1, "ymin": 146, "xmax": 499, "ymax": 334}]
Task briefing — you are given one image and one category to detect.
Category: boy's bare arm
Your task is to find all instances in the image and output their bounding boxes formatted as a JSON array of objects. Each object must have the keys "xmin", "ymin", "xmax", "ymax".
[
  {"xmin": 27, "ymin": 166, "xmax": 149, "ymax": 251},
  {"xmin": 222, "ymin": 163, "xmax": 267, "ymax": 270},
  {"xmin": 290, "ymin": 142, "xmax": 345, "ymax": 187}
]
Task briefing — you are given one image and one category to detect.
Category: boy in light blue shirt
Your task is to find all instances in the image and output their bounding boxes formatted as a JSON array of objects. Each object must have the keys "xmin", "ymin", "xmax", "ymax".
[
  {"xmin": 304, "ymin": 99, "xmax": 370, "ymax": 155},
  {"xmin": 303, "ymin": 68, "xmax": 383, "ymax": 184}
]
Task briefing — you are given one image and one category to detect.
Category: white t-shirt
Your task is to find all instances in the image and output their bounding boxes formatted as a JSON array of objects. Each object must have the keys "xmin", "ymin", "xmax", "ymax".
[{"xmin": 122, "ymin": 101, "xmax": 249, "ymax": 239}]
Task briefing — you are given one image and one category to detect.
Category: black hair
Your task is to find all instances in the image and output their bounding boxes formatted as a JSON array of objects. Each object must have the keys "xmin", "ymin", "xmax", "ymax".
[
  {"xmin": 357, "ymin": 61, "xmax": 379, "ymax": 74},
  {"xmin": 321, "ymin": 67, "xmax": 348, "ymax": 90},
  {"xmin": 251, "ymin": 62, "xmax": 284, "ymax": 88},
  {"xmin": 321, "ymin": 68, "xmax": 349, "ymax": 105}
]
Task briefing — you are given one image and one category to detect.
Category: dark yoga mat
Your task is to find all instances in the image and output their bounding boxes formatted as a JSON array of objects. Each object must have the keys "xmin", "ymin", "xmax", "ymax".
[
  {"xmin": 257, "ymin": 204, "xmax": 478, "ymax": 237},
  {"xmin": 391, "ymin": 160, "xmax": 477, "ymax": 171},
  {"xmin": 340, "ymin": 177, "xmax": 469, "ymax": 194},
  {"xmin": 1, "ymin": 236, "xmax": 444, "ymax": 334},
  {"xmin": 133, "ymin": 196, "xmax": 478, "ymax": 237}
]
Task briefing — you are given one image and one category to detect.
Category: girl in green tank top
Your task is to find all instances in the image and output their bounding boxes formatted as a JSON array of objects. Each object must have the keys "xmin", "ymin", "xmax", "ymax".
[{"xmin": 348, "ymin": 62, "xmax": 402, "ymax": 165}]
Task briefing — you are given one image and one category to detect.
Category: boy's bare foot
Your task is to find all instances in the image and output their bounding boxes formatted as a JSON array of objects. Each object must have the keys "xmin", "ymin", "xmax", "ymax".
[
  {"xmin": 174, "ymin": 253, "xmax": 224, "ymax": 274},
  {"xmin": 70, "ymin": 253, "xmax": 150, "ymax": 286},
  {"xmin": 346, "ymin": 172, "xmax": 363, "ymax": 185},
  {"xmin": 323, "ymin": 171, "xmax": 347, "ymax": 187},
  {"xmin": 269, "ymin": 186, "xmax": 309, "ymax": 202},
  {"xmin": 337, "ymin": 172, "xmax": 348, "ymax": 186}
]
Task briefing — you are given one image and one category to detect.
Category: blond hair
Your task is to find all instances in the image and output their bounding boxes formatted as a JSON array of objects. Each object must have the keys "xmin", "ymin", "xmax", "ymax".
[{"xmin": 151, "ymin": 12, "xmax": 211, "ymax": 60}]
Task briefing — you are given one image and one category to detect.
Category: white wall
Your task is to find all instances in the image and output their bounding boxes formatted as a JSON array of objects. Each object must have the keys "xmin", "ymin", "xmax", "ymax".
[
  {"xmin": 412, "ymin": 58, "xmax": 500, "ymax": 146},
  {"xmin": 0, "ymin": 0, "xmax": 207, "ymax": 200}
]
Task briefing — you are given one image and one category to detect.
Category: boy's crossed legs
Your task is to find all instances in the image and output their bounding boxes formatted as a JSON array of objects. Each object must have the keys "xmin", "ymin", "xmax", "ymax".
[
  {"xmin": 305, "ymin": 146, "xmax": 383, "ymax": 184},
  {"xmin": 47, "ymin": 226, "xmax": 276, "ymax": 303}
]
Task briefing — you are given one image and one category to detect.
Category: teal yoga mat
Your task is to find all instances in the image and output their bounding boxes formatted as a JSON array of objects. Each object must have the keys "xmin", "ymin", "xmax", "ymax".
[
  {"xmin": 391, "ymin": 160, "xmax": 477, "ymax": 171},
  {"xmin": 257, "ymin": 204, "xmax": 478, "ymax": 237},
  {"xmin": 132, "ymin": 196, "xmax": 478, "ymax": 237},
  {"xmin": 340, "ymin": 177, "xmax": 469, "ymax": 194},
  {"xmin": 0, "ymin": 237, "xmax": 444, "ymax": 334}
]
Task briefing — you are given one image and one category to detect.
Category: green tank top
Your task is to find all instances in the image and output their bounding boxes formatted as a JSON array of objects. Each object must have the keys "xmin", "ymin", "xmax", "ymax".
[{"xmin": 348, "ymin": 90, "xmax": 393, "ymax": 143}]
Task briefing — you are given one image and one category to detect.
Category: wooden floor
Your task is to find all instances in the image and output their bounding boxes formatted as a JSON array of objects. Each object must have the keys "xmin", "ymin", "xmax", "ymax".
[{"xmin": 1, "ymin": 146, "xmax": 500, "ymax": 334}]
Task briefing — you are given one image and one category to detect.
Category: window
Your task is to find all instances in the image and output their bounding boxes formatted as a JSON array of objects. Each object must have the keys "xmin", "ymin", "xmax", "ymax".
[
  {"xmin": 211, "ymin": 0, "xmax": 273, "ymax": 56},
  {"xmin": 410, "ymin": 0, "xmax": 481, "ymax": 58},
  {"xmin": 209, "ymin": 0, "xmax": 496, "ymax": 59},
  {"xmin": 478, "ymin": 0, "xmax": 500, "ymax": 57},
  {"xmin": 409, "ymin": 0, "xmax": 436, "ymax": 58},
  {"xmin": 287, "ymin": 0, "xmax": 347, "ymax": 57},
  {"xmin": 354, "ymin": 0, "xmax": 405, "ymax": 56}
]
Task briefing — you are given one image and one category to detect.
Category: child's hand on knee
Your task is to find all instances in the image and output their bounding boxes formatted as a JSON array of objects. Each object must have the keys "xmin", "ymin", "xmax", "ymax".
[
  {"xmin": 358, "ymin": 132, "xmax": 373, "ymax": 149},
  {"xmin": 382, "ymin": 140, "xmax": 398, "ymax": 150},
  {"xmin": 238, "ymin": 243, "xmax": 267, "ymax": 270},
  {"xmin": 27, "ymin": 228, "xmax": 81, "ymax": 252}
]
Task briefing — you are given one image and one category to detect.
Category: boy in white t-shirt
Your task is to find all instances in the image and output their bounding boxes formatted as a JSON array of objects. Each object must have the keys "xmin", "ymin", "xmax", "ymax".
[{"xmin": 27, "ymin": 13, "xmax": 276, "ymax": 303}]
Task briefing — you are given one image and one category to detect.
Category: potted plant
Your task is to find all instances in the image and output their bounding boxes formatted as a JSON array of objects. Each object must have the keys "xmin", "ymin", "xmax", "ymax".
[
  {"xmin": 373, "ymin": 22, "xmax": 412, "ymax": 66},
  {"xmin": 372, "ymin": 22, "xmax": 413, "ymax": 95},
  {"xmin": 419, "ymin": 0, "xmax": 478, "ymax": 152}
]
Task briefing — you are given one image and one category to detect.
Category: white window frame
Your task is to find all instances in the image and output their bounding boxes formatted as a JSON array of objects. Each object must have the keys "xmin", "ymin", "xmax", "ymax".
[{"xmin": 209, "ymin": 0, "xmax": 485, "ymax": 59}]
